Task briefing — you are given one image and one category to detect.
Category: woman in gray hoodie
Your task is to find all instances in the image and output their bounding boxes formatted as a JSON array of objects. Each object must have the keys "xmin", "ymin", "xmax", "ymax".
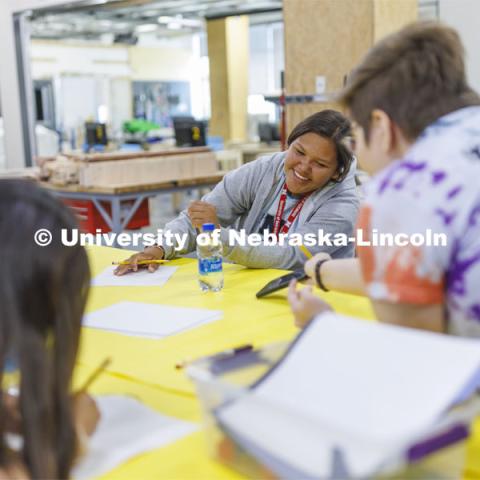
[{"xmin": 115, "ymin": 110, "xmax": 359, "ymax": 273}]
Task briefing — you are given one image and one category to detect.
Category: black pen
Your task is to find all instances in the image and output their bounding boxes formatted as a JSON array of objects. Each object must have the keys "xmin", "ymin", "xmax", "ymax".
[{"xmin": 175, "ymin": 344, "xmax": 253, "ymax": 369}]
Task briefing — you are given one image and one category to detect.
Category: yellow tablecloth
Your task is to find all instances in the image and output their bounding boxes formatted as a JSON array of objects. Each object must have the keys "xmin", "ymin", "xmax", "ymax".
[{"xmin": 78, "ymin": 246, "xmax": 480, "ymax": 479}]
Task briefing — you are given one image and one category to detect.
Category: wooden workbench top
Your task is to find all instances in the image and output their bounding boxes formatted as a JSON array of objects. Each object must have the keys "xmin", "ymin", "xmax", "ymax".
[{"xmin": 40, "ymin": 172, "xmax": 226, "ymax": 195}]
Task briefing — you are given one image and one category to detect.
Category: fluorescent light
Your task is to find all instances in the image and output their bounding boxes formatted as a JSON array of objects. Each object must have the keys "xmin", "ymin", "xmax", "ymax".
[
  {"xmin": 167, "ymin": 22, "xmax": 182, "ymax": 30},
  {"xmin": 136, "ymin": 24, "xmax": 158, "ymax": 33},
  {"xmin": 113, "ymin": 22, "xmax": 130, "ymax": 30},
  {"xmin": 97, "ymin": 105, "xmax": 109, "ymax": 124}
]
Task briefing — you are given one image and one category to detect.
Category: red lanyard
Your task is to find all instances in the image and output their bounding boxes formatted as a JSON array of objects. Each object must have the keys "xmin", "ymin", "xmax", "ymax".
[{"xmin": 272, "ymin": 183, "xmax": 311, "ymax": 238}]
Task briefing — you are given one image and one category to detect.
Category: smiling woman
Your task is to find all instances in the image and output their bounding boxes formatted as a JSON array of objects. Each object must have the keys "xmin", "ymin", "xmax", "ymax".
[
  {"xmin": 115, "ymin": 109, "xmax": 359, "ymax": 273},
  {"xmin": 284, "ymin": 110, "xmax": 353, "ymax": 195},
  {"xmin": 285, "ymin": 133, "xmax": 338, "ymax": 194}
]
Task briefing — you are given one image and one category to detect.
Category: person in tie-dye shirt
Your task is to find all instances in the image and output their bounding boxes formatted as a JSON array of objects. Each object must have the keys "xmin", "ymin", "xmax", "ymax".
[{"xmin": 288, "ymin": 21, "xmax": 480, "ymax": 337}]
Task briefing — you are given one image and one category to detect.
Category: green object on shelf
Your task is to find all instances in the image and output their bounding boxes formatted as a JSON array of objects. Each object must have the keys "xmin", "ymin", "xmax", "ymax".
[{"xmin": 123, "ymin": 119, "xmax": 161, "ymax": 133}]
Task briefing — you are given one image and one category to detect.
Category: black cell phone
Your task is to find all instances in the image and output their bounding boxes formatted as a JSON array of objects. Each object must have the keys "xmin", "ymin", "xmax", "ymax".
[{"xmin": 256, "ymin": 269, "xmax": 308, "ymax": 298}]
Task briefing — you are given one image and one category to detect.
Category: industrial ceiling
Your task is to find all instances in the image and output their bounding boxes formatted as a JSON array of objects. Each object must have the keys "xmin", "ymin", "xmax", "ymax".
[
  {"xmin": 28, "ymin": 0, "xmax": 283, "ymax": 42},
  {"xmin": 27, "ymin": 0, "xmax": 437, "ymax": 43}
]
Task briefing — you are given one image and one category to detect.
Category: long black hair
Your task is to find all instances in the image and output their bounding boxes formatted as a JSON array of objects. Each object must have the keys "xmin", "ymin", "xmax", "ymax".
[
  {"xmin": 287, "ymin": 109, "xmax": 353, "ymax": 182},
  {"xmin": 0, "ymin": 179, "xmax": 90, "ymax": 478}
]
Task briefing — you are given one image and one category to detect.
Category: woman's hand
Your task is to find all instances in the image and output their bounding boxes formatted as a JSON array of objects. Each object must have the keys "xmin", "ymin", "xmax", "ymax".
[
  {"xmin": 72, "ymin": 392, "xmax": 100, "ymax": 438},
  {"xmin": 288, "ymin": 280, "xmax": 333, "ymax": 329},
  {"xmin": 187, "ymin": 201, "xmax": 219, "ymax": 229},
  {"xmin": 72, "ymin": 392, "xmax": 100, "ymax": 461},
  {"xmin": 114, "ymin": 246, "xmax": 164, "ymax": 276},
  {"xmin": 304, "ymin": 252, "xmax": 332, "ymax": 281}
]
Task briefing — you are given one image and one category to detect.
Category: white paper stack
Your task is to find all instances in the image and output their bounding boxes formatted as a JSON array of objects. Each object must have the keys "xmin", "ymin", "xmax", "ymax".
[
  {"xmin": 91, "ymin": 266, "xmax": 177, "ymax": 287},
  {"xmin": 73, "ymin": 395, "xmax": 197, "ymax": 480},
  {"xmin": 83, "ymin": 301, "xmax": 223, "ymax": 339},
  {"xmin": 217, "ymin": 313, "xmax": 480, "ymax": 478}
]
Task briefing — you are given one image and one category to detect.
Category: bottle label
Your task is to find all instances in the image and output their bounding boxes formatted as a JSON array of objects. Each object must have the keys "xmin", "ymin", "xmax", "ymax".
[{"xmin": 199, "ymin": 257, "xmax": 223, "ymax": 274}]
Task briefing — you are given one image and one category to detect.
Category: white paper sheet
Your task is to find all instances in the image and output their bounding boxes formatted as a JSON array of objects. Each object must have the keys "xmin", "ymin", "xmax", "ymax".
[
  {"xmin": 219, "ymin": 312, "xmax": 480, "ymax": 477},
  {"xmin": 91, "ymin": 266, "xmax": 177, "ymax": 287},
  {"xmin": 83, "ymin": 301, "xmax": 223, "ymax": 339},
  {"xmin": 73, "ymin": 395, "xmax": 197, "ymax": 480}
]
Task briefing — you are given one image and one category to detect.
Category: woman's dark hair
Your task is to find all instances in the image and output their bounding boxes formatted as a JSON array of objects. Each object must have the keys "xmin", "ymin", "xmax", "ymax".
[
  {"xmin": 287, "ymin": 109, "xmax": 353, "ymax": 182},
  {"xmin": 0, "ymin": 179, "xmax": 90, "ymax": 478}
]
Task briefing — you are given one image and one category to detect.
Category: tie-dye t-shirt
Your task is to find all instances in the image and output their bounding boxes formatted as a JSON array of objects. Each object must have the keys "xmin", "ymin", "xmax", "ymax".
[{"xmin": 357, "ymin": 106, "xmax": 480, "ymax": 337}]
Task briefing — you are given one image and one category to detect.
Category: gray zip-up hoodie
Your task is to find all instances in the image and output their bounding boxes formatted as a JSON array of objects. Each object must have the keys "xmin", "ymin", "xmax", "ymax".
[{"xmin": 162, "ymin": 151, "xmax": 359, "ymax": 270}]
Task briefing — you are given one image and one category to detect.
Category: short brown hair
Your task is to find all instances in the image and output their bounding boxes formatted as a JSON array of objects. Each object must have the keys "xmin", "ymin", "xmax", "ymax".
[
  {"xmin": 287, "ymin": 109, "xmax": 353, "ymax": 182},
  {"xmin": 339, "ymin": 21, "xmax": 480, "ymax": 142}
]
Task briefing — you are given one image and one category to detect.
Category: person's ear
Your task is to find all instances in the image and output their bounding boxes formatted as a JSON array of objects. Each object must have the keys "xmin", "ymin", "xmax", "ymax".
[
  {"xmin": 371, "ymin": 109, "xmax": 395, "ymax": 154},
  {"xmin": 331, "ymin": 168, "xmax": 342, "ymax": 182}
]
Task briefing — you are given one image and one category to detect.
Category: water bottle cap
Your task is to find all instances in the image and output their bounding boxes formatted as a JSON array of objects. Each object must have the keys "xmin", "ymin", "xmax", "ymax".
[{"xmin": 202, "ymin": 223, "xmax": 216, "ymax": 232}]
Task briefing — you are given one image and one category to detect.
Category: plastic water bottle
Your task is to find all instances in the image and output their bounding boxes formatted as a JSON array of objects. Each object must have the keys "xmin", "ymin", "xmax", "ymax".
[{"xmin": 197, "ymin": 223, "xmax": 224, "ymax": 292}]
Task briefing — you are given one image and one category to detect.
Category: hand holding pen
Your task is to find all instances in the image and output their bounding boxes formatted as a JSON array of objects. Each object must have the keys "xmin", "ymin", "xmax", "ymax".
[
  {"xmin": 113, "ymin": 246, "xmax": 166, "ymax": 276},
  {"xmin": 73, "ymin": 357, "xmax": 111, "ymax": 439}
]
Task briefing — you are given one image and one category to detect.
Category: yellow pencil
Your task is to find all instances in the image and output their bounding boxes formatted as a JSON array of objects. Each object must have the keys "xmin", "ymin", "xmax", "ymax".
[
  {"xmin": 111, "ymin": 260, "xmax": 168, "ymax": 266},
  {"xmin": 79, "ymin": 357, "xmax": 112, "ymax": 392},
  {"xmin": 299, "ymin": 245, "xmax": 313, "ymax": 259}
]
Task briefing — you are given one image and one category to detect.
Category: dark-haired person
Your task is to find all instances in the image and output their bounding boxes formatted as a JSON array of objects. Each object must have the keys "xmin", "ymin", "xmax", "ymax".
[
  {"xmin": 0, "ymin": 179, "xmax": 99, "ymax": 478},
  {"xmin": 289, "ymin": 22, "xmax": 480, "ymax": 338},
  {"xmin": 115, "ymin": 109, "xmax": 359, "ymax": 274}
]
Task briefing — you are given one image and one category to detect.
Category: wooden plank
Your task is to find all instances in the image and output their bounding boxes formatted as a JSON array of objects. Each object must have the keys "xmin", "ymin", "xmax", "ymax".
[
  {"xmin": 284, "ymin": 0, "xmax": 374, "ymax": 132},
  {"xmin": 207, "ymin": 18, "xmax": 230, "ymax": 141},
  {"xmin": 207, "ymin": 16, "xmax": 249, "ymax": 142},
  {"xmin": 40, "ymin": 172, "xmax": 226, "ymax": 195},
  {"xmin": 66, "ymin": 146, "xmax": 211, "ymax": 163},
  {"xmin": 283, "ymin": 0, "xmax": 417, "ymax": 132},
  {"xmin": 373, "ymin": 0, "xmax": 417, "ymax": 42},
  {"xmin": 77, "ymin": 151, "xmax": 219, "ymax": 188}
]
